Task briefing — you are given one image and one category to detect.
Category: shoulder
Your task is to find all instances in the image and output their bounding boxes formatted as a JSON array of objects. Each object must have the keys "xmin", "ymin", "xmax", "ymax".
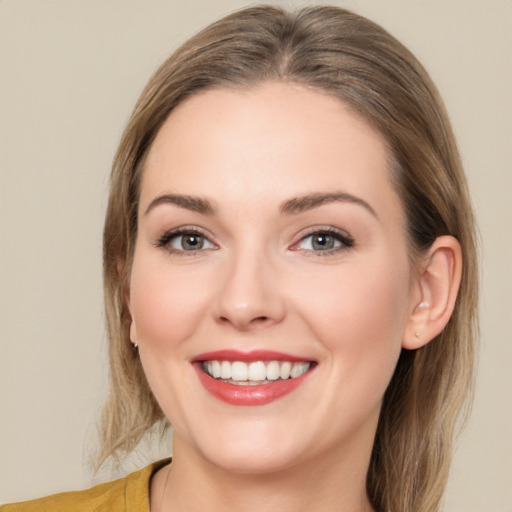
[
  {"xmin": 1, "ymin": 459, "xmax": 170, "ymax": 512},
  {"xmin": 1, "ymin": 477, "xmax": 127, "ymax": 512}
]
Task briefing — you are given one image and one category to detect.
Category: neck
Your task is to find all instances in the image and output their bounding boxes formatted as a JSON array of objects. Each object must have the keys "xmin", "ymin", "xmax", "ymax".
[{"xmin": 153, "ymin": 433, "xmax": 375, "ymax": 512}]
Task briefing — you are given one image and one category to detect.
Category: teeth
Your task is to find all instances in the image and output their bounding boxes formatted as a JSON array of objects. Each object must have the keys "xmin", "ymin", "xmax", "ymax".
[
  {"xmin": 291, "ymin": 362, "xmax": 310, "ymax": 378},
  {"xmin": 231, "ymin": 361, "xmax": 248, "ymax": 381},
  {"xmin": 202, "ymin": 360, "xmax": 311, "ymax": 383},
  {"xmin": 248, "ymin": 361, "xmax": 266, "ymax": 381},
  {"xmin": 266, "ymin": 361, "xmax": 280, "ymax": 381},
  {"xmin": 280, "ymin": 361, "xmax": 292, "ymax": 379},
  {"xmin": 211, "ymin": 360, "xmax": 221, "ymax": 378},
  {"xmin": 220, "ymin": 361, "xmax": 231, "ymax": 379}
]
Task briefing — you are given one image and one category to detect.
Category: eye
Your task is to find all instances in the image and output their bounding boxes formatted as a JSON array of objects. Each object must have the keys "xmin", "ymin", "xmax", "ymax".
[
  {"xmin": 156, "ymin": 229, "xmax": 216, "ymax": 254},
  {"xmin": 293, "ymin": 228, "xmax": 354, "ymax": 254}
]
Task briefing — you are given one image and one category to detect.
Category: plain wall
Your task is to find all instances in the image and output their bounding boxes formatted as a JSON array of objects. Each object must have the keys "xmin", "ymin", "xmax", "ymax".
[{"xmin": 1, "ymin": 0, "xmax": 511, "ymax": 510}]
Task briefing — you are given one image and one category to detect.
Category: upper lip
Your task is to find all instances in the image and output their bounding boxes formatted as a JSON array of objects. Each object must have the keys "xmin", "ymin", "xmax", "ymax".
[{"xmin": 192, "ymin": 350, "xmax": 314, "ymax": 363}]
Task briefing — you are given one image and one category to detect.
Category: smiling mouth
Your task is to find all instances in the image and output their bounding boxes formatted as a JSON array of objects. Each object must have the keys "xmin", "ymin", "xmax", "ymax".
[
  {"xmin": 201, "ymin": 360, "xmax": 312, "ymax": 385},
  {"xmin": 195, "ymin": 352, "xmax": 316, "ymax": 405}
]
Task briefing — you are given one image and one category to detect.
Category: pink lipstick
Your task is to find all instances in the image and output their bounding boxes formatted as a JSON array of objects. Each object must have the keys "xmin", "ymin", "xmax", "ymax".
[{"xmin": 192, "ymin": 350, "xmax": 315, "ymax": 406}]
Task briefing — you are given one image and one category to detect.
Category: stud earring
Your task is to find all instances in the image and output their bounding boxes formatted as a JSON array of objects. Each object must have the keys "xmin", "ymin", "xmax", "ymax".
[
  {"xmin": 132, "ymin": 341, "xmax": 138, "ymax": 349},
  {"xmin": 415, "ymin": 332, "xmax": 421, "ymax": 339}
]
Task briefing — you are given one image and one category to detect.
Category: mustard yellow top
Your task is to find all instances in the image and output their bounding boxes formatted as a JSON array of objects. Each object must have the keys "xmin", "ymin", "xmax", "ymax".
[{"xmin": 1, "ymin": 459, "xmax": 170, "ymax": 512}]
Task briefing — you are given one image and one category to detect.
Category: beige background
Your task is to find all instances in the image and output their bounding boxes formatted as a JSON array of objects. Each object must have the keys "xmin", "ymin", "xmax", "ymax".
[{"xmin": 1, "ymin": 0, "xmax": 511, "ymax": 510}]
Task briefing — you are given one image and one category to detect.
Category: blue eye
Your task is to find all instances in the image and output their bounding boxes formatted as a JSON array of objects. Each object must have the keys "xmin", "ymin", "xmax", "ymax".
[{"xmin": 295, "ymin": 229, "xmax": 354, "ymax": 253}]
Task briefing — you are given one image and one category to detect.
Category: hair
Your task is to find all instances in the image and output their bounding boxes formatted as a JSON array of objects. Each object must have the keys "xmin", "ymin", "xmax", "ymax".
[{"xmin": 99, "ymin": 5, "xmax": 478, "ymax": 512}]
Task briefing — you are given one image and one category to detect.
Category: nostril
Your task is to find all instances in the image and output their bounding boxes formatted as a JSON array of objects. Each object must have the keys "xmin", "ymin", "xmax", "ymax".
[
  {"xmin": 217, "ymin": 314, "xmax": 272, "ymax": 330},
  {"xmin": 253, "ymin": 316, "xmax": 269, "ymax": 324}
]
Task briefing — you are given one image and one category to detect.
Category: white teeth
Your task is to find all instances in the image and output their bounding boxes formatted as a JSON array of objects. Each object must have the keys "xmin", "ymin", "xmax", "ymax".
[
  {"xmin": 202, "ymin": 360, "xmax": 311, "ymax": 383},
  {"xmin": 220, "ymin": 361, "xmax": 231, "ymax": 379},
  {"xmin": 280, "ymin": 361, "xmax": 292, "ymax": 379},
  {"xmin": 231, "ymin": 361, "xmax": 248, "ymax": 381},
  {"xmin": 211, "ymin": 360, "xmax": 221, "ymax": 378},
  {"xmin": 266, "ymin": 361, "xmax": 280, "ymax": 381},
  {"xmin": 248, "ymin": 361, "xmax": 266, "ymax": 381},
  {"xmin": 290, "ymin": 362, "xmax": 310, "ymax": 378}
]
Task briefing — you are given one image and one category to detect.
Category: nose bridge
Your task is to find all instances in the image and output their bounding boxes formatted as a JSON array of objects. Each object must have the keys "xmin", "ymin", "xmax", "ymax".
[{"xmin": 215, "ymin": 243, "xmax": 284, "ymax": 330}]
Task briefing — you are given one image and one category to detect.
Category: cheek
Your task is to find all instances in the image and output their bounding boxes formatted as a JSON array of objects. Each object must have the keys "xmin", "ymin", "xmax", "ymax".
[
  {"xmin": 127, "ymin": 254, "xmax": 217, "ymax": 431},
  {"xmin": 295, "ymin": 258, "xmax": 410, "ymax": 388},
  {"xmin": 128, "ymin": 256, "xmax": 213, "ymax": 353},
  {"xmin": 303, "ymin": 260, "xmax": 408, "ymax": 333}
]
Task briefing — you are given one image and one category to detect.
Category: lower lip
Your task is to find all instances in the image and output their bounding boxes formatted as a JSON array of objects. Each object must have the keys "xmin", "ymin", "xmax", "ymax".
[{"xmin": 195, "ymin": 364, "xmax": 313, "ymax": 406}]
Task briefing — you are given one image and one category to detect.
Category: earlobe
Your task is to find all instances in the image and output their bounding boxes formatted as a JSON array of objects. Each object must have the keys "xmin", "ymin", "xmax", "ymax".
[
  {"xmin": 403, "ymin": 236, "xmax": 462, "ymax": 350},
  {"xmin": 126, "ymin": 295, "xmax": 138, "ymax": 347},
  {"xmin": 124, "ymin": 291, "xmax": 138, "ymax": 346},
  {"xmin": 117, "ymin": 257, "xmax": 137, "ymax": 346},
  {"xmin": 129, "ymin": 321, "xmax": 138, "ymax": 347}
]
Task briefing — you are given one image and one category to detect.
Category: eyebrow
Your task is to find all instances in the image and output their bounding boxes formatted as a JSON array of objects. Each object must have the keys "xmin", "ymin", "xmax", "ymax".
[
  {"xmin": 144, "ymin": 194, "xmax": 215, "ymax": 215},
  {"xmin": 144, "ymin": 191, "xmax": 377, "ymax": 218},
  {"xmin": 280, "ymin": 192, "xmax": 378, "ymax": 218}
]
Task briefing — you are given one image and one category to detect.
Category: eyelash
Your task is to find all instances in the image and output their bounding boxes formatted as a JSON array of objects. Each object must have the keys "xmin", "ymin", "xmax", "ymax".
[
  {"xmin": 155, "ymin": 226, "xmax": 354, "ymax": 256},
  {"xmin": 291, "ymin": 227, "xmax": 354, "ymax": 256},
  {"xmin": 155, "ymin": 227, "xmax": 217, "ymax": 255}
]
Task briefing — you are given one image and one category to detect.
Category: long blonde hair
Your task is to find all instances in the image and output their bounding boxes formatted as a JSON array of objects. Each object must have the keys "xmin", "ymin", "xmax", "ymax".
[{"xmin": 99, "ymin": 6, "xmax": 478, "ymax": 511}]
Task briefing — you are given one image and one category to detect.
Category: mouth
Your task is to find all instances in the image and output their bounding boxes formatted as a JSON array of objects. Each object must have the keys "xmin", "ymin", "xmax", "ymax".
[
  {"xmin": 193, "ymin": 350, "xmax": 316, "ymax": 406},
  {"xmin": 201, "ymin": 360, "xmax": 311, "ymax": 386}
]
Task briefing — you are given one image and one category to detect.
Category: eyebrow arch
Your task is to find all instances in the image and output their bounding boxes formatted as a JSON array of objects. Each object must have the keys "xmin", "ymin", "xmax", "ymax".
[
  {"xmin": 144, "ymin": 194, "xmax": 216, "ymax": 215},
  {"xmin": 280, "ymin": 192, "xmax": 378, "ymax": 218}
]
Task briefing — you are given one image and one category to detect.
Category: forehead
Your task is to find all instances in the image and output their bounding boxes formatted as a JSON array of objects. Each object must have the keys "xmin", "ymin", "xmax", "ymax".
[{"xmin": 141, "ymin": 82, "xmax": 401, "ymax": 223}]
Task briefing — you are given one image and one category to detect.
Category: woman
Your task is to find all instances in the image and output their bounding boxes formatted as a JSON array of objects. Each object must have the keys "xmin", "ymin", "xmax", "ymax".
[{"xmin": 3, "ymin": 5, "xmax": 478, "ymax": 512}]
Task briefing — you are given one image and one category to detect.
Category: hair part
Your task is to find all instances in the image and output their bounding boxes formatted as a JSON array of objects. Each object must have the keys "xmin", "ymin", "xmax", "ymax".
[{"xmin": 99, "ymin": 6, "xmax": 478, "ymax": 512}]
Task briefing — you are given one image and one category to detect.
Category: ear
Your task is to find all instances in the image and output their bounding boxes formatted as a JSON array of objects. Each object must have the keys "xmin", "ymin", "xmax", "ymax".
[
  {"xmin": 402, "ymin": 236, "xmax": 462, "ymax": 350},
  {"xmin": 117, "ymin": 258, "xmax": 138, "ymax": 345}
]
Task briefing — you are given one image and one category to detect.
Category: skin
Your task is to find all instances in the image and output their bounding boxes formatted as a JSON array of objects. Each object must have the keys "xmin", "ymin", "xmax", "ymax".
[{"xmin": 127, "ymin": 82, "xmax": 459, "ymax": 511}]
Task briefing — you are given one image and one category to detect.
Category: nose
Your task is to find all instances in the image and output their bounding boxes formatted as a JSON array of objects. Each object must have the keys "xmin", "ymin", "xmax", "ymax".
[{"xmin": 214, "ymin": 248, "xmax": 286, "ymax": 332}]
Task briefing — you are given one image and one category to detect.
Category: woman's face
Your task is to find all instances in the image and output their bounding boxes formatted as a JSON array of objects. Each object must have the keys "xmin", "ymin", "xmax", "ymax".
[{"xmin": 129, "ymin": 82, "xmax": 417, "ymax": 474}]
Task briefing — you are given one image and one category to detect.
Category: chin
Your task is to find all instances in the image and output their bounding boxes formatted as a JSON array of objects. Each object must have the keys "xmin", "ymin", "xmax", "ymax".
[
  {"xmin": 203, "ymin": 447, "xmax": 299, "ymax": 475},
  {"xmin": 187, "ymin": 422, "xmax": 306, "ymax": 475}
]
